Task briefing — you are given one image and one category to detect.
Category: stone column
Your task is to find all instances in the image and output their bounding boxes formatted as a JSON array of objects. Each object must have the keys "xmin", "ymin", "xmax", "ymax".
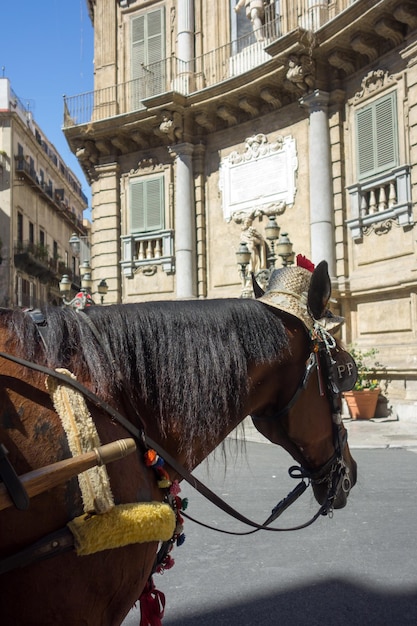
[
  {"xmin": 177, "ymin": 0, "xmax": 194, "ymax": 92},
  {"xmin": 300, "ymin": 90, "xmax": 335, "ymax": 277},
  {"xmin": 91, "ymin": 162, "xmax": 121, "ymax": 304},
  {"xmin": 193, "ymin": 143, "xmax": 207, "ymax": 298},
  {"xmin": 173, "ymin": 143, "xmax": 196, "ymax": 298}
]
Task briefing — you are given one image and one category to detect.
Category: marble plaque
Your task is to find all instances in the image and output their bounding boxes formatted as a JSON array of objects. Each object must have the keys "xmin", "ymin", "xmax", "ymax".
[{"xmin": 220, "ymin": 134, "xmax": 298, "ymax": 221}]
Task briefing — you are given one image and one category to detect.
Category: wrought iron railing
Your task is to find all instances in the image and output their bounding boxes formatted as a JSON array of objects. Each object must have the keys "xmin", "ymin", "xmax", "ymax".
[{"xmin": 63, "ymin": 0, "xmax": 355, "ymax": 128}]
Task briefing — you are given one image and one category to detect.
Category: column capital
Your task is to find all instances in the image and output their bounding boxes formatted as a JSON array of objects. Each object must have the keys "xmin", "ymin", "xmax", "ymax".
[
  {"xmin": 94, "ymin": 161, "xmax": 121, "ymax": 176},
  {"xmin": 168, "ymin": 142, "xmax": 194, "ymax": 160},
  {"xmin": 299, "ymin": 89, "xmax": 330, "ymax": 112}
]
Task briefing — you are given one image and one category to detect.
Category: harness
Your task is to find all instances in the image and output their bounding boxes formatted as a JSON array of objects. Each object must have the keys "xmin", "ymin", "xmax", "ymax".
[{"xmin": 0, "ymin": 311, "xmax": 354, "ymax": 574}]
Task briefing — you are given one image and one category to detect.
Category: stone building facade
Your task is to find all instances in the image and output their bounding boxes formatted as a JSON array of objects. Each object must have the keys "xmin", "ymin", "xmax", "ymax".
[
  {"xmin": 0, "ymin": 78, "xmax": 88, "ymax": 309},
  {"xmin": 63, "ymin": 0, "xmax": 417, "ymax": 419}
]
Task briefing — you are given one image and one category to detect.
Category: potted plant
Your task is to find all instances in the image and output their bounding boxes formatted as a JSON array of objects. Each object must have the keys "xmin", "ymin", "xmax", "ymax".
[{"xmin": 343, "ymin": 347, "xmax": 382, "ymax": 420}]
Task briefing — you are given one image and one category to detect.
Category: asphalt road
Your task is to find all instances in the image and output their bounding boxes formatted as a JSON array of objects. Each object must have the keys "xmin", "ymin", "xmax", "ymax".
[{"xmin": 123, "ymin": 440, "xmax": 417, "ymax": 625}]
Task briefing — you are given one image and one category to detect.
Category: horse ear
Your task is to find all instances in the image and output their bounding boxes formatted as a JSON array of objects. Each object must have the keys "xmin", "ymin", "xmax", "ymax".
[
  {"xmin": 307, "ymin": 260, "xmax": 331, "ymax": 320},
  {"xmin": 252, "ymin": 273, "xmax": 265, "ymax": 298}
]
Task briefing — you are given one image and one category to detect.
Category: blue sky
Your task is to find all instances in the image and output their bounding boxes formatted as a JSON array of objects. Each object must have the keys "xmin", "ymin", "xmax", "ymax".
[{"xmin": 1, "ymin": 1, "xmax": 94, "ymax": 212}]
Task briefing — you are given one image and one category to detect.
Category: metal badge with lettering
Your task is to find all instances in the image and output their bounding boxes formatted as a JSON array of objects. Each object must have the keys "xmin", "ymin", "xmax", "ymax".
[{"xmin": 330, "ymin": 348, "xmax": 358, "ymax": 392}]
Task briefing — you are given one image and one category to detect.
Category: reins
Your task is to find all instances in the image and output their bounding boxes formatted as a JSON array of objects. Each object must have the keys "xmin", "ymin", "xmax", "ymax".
[
  {"xmin": 0, "ymin": 339, "xmax": 345, "ymax": 535},
  {"xmin": 0, "ymin": 310, "xmax": 353, "ymax": 576}
]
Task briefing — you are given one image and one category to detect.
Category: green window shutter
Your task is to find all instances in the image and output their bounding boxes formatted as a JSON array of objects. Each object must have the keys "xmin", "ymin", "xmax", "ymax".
[
  {"xmin": 132, "ymin": 15, "xmax": 145, "ymax": 81},
  {"xmin": 357, "ymin": 107, "xmax": 374, "ymax": 177},
  {"xmin": 131, "ymin": 8, "xmax": 165, "ymax": 101},
  {"xmin": 356, "ymin": 92, "xmax": 398, "ymax": 179},
  {"xmin": 375, "ymin": 94, "xmax": 397, "ymax": 171},
  {"xmin": 145, "ymin": 178, "xmax": 164, "ymax": 230},
  {"xmin": 130, "ymin": 177, "xmax": 164, "ymax": 233},
  {"xmin": 130, "ymin": 180, "xmax": 145, "ymax": 232}
]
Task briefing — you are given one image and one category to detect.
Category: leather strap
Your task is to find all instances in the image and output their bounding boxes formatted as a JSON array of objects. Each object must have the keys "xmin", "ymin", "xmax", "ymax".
[
  {"xmin": 0, "ymin": 527, "xmax": 74, "ymax": 575},
  {"xmin": 0, "ymin": 444, "xmax": 29, "ymax": 511},
  {"xmin": 0, "ymin": 350, "xmax": 322, "ymax": 530}
]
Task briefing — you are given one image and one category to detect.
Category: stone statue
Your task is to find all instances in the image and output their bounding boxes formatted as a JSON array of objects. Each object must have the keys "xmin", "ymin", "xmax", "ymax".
[
  {"xmin": 286, "ymin": 54, "xmax": 315, "ymax": 92},
  {"xmin": 234, "ymin": 0, "xmax": 273, "ymax": 43},
  {"xmin": 239, "ymin": 213, "xmax": 268, "ymax": 275}
]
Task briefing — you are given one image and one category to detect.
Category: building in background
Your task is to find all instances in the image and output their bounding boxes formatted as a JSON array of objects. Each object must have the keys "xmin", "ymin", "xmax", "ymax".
[
  {"xmin": 0, "ymin": 77, "xmax": 89, "ymax": 309},
  {"xmin": 63, "ymin": 0, "xmax": 417, "ymax": 419}
]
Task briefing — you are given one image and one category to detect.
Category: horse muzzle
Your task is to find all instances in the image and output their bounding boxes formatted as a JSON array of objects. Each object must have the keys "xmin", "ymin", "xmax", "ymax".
[{"xmin": 311, "ymin": 451, "xmax": 357, "ymax": 510}]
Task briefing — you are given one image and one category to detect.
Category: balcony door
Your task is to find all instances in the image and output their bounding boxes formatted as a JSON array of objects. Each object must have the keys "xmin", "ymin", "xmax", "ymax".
[{"xmin": 131, "ymin": 7, "xmax": 165, "ymax": 108}]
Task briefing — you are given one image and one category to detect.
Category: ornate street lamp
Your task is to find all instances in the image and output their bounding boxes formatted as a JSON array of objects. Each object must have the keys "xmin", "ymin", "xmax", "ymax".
[
  {"xmin": 97, "ymin": 279, "xmax": 108, "ymax": 305},
  {"xmin": 59, "ymin": 274, "xmax": 93, "ymax": 310},
  {"xmin": 235, "ymin": 241, "xmax": 252, "ymax": 297},
  {"xmin": 69, "ymin": 232, "xmax": 82, "ymax": 258},
  {"xmin": 265, "ymin": 215, "xmax": 280, "ymax": 269},
  {"xmin": 277, "ymin": 232, "xmax": 295, "ymax": 266}
]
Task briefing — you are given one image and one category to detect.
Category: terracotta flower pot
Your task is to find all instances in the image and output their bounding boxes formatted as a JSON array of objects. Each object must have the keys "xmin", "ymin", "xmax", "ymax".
[{"xmin": 343, "ymin": 388, "xmax": 380, "ymax": 420}]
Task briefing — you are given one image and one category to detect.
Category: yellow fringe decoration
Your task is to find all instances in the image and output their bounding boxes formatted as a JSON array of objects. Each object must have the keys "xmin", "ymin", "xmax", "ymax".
[
  {"xmin": 46, "ymin": 368, "xmax": 114, "ymax": 514},
  {"xmin": 68, "ymin": 502, "xmax": 176, "ymax": 556}
]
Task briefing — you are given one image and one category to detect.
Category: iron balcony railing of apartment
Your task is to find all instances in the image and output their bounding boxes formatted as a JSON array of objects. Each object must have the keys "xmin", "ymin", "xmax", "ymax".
[
  {"xmin": 14, "ymin": 241, "xmax": 56, "ymax": 283},
  {"xmin": 63, "ymin": 0, "xmax": 355, "ymax": 128},
  {"xmin": 15, "ymin": 156, "xmax": 86, "ymax": 233},
  {"xmin": 11, "ymin": 88, "xmax": 88, "ymax": 206}
]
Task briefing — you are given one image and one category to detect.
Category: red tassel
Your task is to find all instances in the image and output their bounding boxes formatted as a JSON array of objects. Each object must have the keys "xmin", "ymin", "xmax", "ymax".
[
  {"xmin": 139, "ymin": 579, "xmax": 166, "ymax": 626},
  {"xmin": 296, "ymin": 254, "xmax": 315, "ymax": 272}
]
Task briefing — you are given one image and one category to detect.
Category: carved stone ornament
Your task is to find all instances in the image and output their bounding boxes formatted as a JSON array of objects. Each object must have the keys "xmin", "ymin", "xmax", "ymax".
[
  {"xmin": 285, "ymin": 54, "xmax": 315, "ymax": 93},
  {"xmin": 219, "ymin": 134, "xmax": 298, "ymax": 222},
  {"xmin": 136, "ymin": 265, "xmax": 158, "ymax": 277},
  {"xmin": 354, "ymin": 69, "xmax": 394, "ymax": 101},
  {"xmin": 127, "ymin": 159, "xmax": 163, "ymax": 176}
]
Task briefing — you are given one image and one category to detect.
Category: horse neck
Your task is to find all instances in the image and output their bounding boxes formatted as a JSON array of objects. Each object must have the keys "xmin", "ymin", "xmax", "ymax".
[{"xmin": 244, "ymin": 320, "xmax": 309, "ymax": 417}]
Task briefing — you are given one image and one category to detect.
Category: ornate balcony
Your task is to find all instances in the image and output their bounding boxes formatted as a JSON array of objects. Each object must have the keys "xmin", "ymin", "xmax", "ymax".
[
  {"xmin": 121, "ymin": 230, "xmax": 175, "ymax": 277},
  {"xmin": 63, "ymin": 0, "xmax": 355, "ymax": 128},
  {"xmin": 346, "ymin": 165, "xmax": 412, "ymax": 241}
]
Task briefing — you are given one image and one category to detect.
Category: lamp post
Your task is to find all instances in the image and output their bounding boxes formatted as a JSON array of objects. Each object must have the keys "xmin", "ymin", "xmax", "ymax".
[
  {"xmin": 97, "ymin": 279, "xmax": 108, "ymax": 305},
  {"xmin": 235, "ymin": 217, "xmax": 296, "ymax": 297},
  {"xmin": 276, "ymin": 232, "xmax": 295, "ymax": 266},
  {"xmin": 265, "ymin": 215, "xmax": 280, "ymax": 269},
  {"xmin": 235, "ymin": 241, "xmax": 252, "ymax": 297},
  {"xmin": 69, "ymin": 232, "xmax": 90, "ymax": 263},
  {"xmin": 59, "ymin": 274, "xmax": 93, "ymax": 310},
  {"xmin": 61, "ymin": 233, "xmax": 109, "ymax": 309}
]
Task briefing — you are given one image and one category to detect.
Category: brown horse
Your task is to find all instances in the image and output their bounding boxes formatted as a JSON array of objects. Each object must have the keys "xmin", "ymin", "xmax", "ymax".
[{"xmin": 0, "ymin": 261, "xmax": 356, "ymax": 625}]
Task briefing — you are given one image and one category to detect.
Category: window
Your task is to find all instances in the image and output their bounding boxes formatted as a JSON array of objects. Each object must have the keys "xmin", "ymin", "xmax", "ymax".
[
  {"xmin": 131, "ymin": 8, "xmax": 165, "ymax": 104},
  {"xmin": 230, "ymin": 0, "xmax": 279, "ymax": 51},
  {"xmin": 230, "ymin": 0, "xmax": 253, "ymax": 49},
  {"xmin": 130, "ymin": 176, "xmax": 165, "ymax": 233},
  {"xmin": 17, "ymin": 212, "xmax": 23, "ymax": 245},
  {"xmin": 29, "ymin": 222, "xmax": 34, "ymax": 244},
  {"xmin": 39, "ymin": 229, "xmax": 45, "ymax": 247},
  {"xmin": 355, "ymin": 92, "xmax": 398, "ymax": 180}
]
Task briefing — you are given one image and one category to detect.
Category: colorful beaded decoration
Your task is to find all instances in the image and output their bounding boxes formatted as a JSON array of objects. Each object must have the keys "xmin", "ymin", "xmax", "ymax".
[{"xmin": 144, "ymin": 449, "xmax": 187, "ymax": 572}]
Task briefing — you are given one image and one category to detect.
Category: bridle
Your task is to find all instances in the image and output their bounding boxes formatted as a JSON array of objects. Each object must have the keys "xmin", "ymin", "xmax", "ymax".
[
  {"xmin": 250, "ymin": 324, "xmax": 353, "ymax": 522},
  {"xmin": 0, "ymin": 314, "xmax": 353, "ymax": 574}
]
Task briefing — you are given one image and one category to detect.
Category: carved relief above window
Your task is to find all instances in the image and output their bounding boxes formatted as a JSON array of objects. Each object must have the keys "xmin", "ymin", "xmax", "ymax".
[{"xmin": 354, "ymin": 69, "xmax": 395, "ymax": 102}]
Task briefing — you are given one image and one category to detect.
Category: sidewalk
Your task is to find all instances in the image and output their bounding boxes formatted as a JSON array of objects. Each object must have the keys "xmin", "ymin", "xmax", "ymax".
[{"xmin": 238, "ymin": 416, "xmax": 417, "ymax": 450}]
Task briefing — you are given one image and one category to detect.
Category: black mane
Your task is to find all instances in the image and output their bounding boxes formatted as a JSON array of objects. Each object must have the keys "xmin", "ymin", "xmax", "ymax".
[{"xmin": 4, "ymin": 299, "xmax": 289, "ymax": 449}]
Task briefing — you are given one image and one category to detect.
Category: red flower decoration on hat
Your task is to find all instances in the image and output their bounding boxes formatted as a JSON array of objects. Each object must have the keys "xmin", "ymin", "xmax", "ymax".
[{"xmin": 296, "ymin": 254, "xmax": 315, "ymax": 272}]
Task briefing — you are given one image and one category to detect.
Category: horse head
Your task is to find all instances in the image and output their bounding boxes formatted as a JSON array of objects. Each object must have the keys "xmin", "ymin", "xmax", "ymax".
[{"xmin": 249, "ymin": 260, "xmax": 357, "ymax": 511}]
